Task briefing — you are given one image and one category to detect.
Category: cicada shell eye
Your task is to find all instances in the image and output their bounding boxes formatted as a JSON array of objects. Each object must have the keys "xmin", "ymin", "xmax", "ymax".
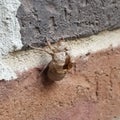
[{"xmin": 68, "ymin": 62, "xmax": 73, "ymax": 70}]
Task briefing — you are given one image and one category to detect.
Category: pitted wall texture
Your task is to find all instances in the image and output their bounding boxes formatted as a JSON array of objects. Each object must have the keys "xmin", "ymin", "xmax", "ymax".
[
  {"xmin": 17, "ymin": 0, "xmax": 120, "ymax": 46},
  {"xmin": 0, "ymin": 0, "xmax": 23, "ymax": 80},
  {"xmin": 0, "ymin": 0, "xmax": 23, "ymax": 56},
  {"xmin": 0, "ymin": 47, "xmax": 120, "ymax": 120}
]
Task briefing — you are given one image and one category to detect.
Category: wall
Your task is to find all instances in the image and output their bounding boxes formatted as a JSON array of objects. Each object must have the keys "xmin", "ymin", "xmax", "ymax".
[
  {"xmin": 17, "ymin": 0, "xmax": 120, "ymax": 45},
  {"xmin": 0, "ymin": 0, "xmax": 120, "ymax": 120},
  {"xmin": 0, "ymin": 0, "xmax": 120, "ymax": 81},
  {"xmin": 0, "ymin": 0, "xmax": 23, "ymax": 80}
]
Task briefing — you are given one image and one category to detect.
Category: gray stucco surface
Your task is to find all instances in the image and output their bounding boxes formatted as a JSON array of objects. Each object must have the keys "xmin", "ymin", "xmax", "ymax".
[{"xmin": 17, "ymin": 0, "xmax": 120, "ymax": 46}]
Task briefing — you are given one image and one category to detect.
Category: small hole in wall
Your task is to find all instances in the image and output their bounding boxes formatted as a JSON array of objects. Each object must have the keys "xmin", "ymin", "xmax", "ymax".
[
  {"xmin": 86, "ymin": 87, "xmax": 90, "ymax": 90},
  {"xmin": 86, "ymin": 52, "xmax": 90, "ymax": 56},
  {"xmin": 6, "ymin": 17, "xmax": 9, "ymax": 20},
  {"xmin": 22, "ymin": 24, "xmax": 25, "ymax": 27}
]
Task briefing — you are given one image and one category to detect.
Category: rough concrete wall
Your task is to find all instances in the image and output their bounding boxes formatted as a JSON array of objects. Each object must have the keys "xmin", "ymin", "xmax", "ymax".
[
  {"xmin": 0, "ymin": 0, "xmax": 23, "ymax": 56},
  {"xmin": 0, "ymin": 0, "xmax": 120, "ymax": 81},
  {"xmin": 0, "ymin": 47, "xmax": 120, "ymax": 120},
  {"xmin": 17, "ymin": 0, "xmax": 120, "ymax": 46},
  {"xmin": 0, "ymin": 0, "xmax": 23, "ymax": 80},
  {"xmin": 0, "ymin": 1, "xmax": 120, "ymax": 120}
]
